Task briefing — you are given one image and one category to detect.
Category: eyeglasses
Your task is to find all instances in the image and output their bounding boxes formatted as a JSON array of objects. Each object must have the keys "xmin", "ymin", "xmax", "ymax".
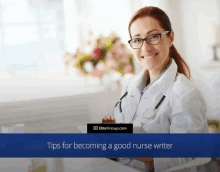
[{"xmin": 128, "ymin": 31, "xmax": 170, "ymax": 49}]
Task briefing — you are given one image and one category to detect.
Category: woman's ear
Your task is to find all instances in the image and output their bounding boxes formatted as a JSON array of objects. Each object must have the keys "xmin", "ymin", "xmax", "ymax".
[{"xmin": 169, "ymin": 30, "xmax": 174, "ymax": 47}]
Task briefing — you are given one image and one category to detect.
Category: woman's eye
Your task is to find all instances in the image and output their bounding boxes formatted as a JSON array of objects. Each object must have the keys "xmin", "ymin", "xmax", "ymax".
[
  {"xmin": 133, "ymin": 39, "xmax": 141, "ymax": 43},
  {"xmin": 150, "ymin": 34, "xmax": 159, "ymax": 39}
]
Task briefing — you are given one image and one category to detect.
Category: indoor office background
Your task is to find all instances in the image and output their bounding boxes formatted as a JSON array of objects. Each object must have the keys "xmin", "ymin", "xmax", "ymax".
[
  {"xmin": 0, "ymin": 0, "xmax": 220, "ymax": 131},
  {"xmin": 1, "ymin": 0, "xmax": 220, "ymax": 171}
]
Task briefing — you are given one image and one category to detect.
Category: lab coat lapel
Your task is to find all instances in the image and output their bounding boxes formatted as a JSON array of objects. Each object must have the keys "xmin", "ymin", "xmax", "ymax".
[
  {"xmin": 140, "ymin": 83, "xmax": 163, "ymax": 118},
  {"xmin": 124, "ymin": 58, "xmax": 178, "ymax": 123},
  {"xmin": 124, "ymin": 88, "xmax": 141, "ymax": 123},
  {"xmin": 126, "ymin": 79, "xmax": 164, "ymax": 123},
  {"xmin": 141, "ymin": 83, "xmax": 164, "ymax": 112},
  {"xmin": 156, "ymin": 58, "xmax": 178, "ymax": 96},
  {"xmin": 124, "ymin": 69, "xmax": 148, "ymax": 123},
  {"xmin": 142, "ymin": 58, "xmax": 178, "ymax": 111}
]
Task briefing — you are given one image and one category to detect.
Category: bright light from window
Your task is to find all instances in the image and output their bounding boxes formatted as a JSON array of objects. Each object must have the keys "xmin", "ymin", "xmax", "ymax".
[
  {"xmin": 4, "ymin": 26, "xmax": 38, "ymax": 45},
  {"xmin": 1, "ymin": 0, "xmax": 28, "ymax": 6},
  {"xmin": 3, "ymin": 4, "xmax": 36, "ymax": 23}
]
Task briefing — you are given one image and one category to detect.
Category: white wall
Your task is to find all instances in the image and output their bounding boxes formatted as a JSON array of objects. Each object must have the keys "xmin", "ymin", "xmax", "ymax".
[
  {"xmin": 180, "ymin": 0, "xmax": 220, "ymax": 118},
  {"xmin": 165, "ymin": 0, "xmax": 186, "ymax": 63},
  {"xmin": 181, "ymin": 0, "xmax": 219, "ymax": 71}
]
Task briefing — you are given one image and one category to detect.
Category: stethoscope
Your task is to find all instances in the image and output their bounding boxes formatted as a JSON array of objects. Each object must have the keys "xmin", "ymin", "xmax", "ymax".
[
  {"xmin": 114, "ymin": 91, "xmax": 128, "ymax": 113},
  {"xmin": 114, "ymin": 70, "xmax": 178, "ymax": 119},
  {"xmin": 114, "ymin": 91, "xmax": 166, "ymax": 119}
]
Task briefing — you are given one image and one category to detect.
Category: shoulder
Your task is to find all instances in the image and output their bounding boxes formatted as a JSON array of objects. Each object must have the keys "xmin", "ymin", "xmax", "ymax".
[
  {"xmin": 172, "ymin": 73, "xmax": 197, "ymax": 97},
  {"xmin": 120, "ymin": 74, "xmax": 136, "ymax": 96},
  {"xmin": 170, "ymin": 73, "xmax": 205, "ymax": 105}
]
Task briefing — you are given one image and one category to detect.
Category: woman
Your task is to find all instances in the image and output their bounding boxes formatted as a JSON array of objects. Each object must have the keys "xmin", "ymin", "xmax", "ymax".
[{"xmin": 110, "ymin": 6, "xmax": 209, "ymax": 172}]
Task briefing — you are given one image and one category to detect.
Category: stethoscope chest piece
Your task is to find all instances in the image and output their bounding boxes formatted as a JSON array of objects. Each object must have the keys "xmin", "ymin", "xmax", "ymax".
[{"xmin": 143, "ymin": 108, "xmax": 155, "ymax": 119}]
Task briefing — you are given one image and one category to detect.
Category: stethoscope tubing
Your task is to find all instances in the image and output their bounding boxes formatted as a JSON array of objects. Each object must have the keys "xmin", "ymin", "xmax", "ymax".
[
  {"xmin": 115, "ymin": 92, "xmax": 166, "ymax": 113},
  {"xmin": 115, "ymin": 70, "xmax": 178, "ymax": 113}
]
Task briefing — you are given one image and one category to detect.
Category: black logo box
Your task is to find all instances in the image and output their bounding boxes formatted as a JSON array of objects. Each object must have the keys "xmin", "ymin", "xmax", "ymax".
[{"xmin": 87, "ymin": 124, "xmax": 133, "ymax": 133}]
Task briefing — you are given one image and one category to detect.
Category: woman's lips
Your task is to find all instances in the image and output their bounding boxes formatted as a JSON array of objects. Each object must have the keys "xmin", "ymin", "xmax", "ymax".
[{"xmin": 146, "ymin": 53, "xmax": 157, "ymax": 56}]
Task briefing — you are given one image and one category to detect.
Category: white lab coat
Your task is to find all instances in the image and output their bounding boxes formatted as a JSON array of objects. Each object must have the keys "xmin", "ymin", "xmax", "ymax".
[{"xmin": 113, "ymin": 58, "xmax": 209, "ymax": 172}]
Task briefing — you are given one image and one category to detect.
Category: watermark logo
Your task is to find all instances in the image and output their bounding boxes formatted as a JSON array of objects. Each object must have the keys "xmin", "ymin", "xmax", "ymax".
[{"xmin": 93, "ymin": 126, "xmax": 98, "ymax": 130}]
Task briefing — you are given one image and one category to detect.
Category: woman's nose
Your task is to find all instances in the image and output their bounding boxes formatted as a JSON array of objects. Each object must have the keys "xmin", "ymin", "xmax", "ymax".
[{"xmin": 141, "ymin": 40, "xmax": 152, "ymax": 51}]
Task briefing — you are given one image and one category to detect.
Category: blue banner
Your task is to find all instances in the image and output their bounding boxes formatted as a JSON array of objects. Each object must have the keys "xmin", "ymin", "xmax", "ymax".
[{"xmin": 0, "ymin": 134, "xmax": 219, "ymax": 157}]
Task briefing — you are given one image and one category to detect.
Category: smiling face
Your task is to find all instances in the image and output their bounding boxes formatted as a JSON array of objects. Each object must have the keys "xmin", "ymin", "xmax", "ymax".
[{"xmin": 130, "ymin": 17, "xmax": 174, "ymax": 73}]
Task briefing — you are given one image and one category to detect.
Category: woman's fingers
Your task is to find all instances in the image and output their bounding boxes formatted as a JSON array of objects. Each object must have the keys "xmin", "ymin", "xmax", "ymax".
[{"xmin": 102, "ymin": 116, "xmax": 115, "ymax": 124}]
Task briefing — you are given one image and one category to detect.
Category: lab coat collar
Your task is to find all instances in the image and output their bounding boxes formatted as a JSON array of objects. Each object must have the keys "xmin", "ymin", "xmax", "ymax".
[
  {"xmin": 127, "ymin": 58, "xmax": 178, "ymax": 97},
  {"xmin": 155, "ymin": 58, "xmax": 178, "ymax": 96},
  {"xmin": 127, "ymin": 67, "xmax": 148, "ymax": 93}
]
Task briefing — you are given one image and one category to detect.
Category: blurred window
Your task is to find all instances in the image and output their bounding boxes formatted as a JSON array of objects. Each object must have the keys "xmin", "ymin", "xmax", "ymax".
[{"xmin": 0, "ymin": 0, "xmax": 66, "ymax": 76}]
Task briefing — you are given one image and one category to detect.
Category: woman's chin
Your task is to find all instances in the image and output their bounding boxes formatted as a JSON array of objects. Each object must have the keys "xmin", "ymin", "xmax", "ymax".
[{"xmin": 141, "ymin": 65, "xmax": 156, "ymax": 71}]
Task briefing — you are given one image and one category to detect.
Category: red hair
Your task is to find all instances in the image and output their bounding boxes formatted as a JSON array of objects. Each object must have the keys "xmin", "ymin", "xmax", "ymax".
[{"xmin": 128, "ymin": 6, "xmax": 191, "ymax": 79}]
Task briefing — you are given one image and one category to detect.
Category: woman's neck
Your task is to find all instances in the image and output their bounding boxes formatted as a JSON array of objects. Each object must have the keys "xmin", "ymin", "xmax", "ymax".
[
  {"xmin": 146, "ymin": 78, "xmax": 150, "ymax": 87},
  {"xmin": 148, "ymin": 58, "xmax": 171, "ymax": 84}
]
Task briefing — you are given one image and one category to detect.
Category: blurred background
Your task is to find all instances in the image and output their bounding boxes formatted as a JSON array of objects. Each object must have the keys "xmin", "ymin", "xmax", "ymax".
[{"xmin": 1, "ymin": 0, "xmax": 220, "ymax": 121}]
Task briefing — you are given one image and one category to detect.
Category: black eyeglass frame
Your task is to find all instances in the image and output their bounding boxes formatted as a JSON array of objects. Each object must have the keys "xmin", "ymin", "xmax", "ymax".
[{"xmin": 128, "ymin": 30, "xmax": 170, "ymax": 49}]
